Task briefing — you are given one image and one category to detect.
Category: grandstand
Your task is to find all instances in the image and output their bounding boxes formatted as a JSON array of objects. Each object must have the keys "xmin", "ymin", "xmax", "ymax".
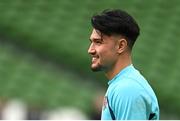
[{"xmin": 0, "ymin": 0, "xmax": 180, "ymax": 119}]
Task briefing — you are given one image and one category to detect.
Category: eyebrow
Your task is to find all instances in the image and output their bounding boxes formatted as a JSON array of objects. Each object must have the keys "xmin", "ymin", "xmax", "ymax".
[{"xmin": 89, "ymin": 37, "xmax": 103, "ymax": 42}]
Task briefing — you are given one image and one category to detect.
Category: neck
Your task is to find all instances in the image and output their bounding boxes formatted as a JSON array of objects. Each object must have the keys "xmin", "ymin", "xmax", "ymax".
[{"xmin": 105, "ymin": 53, "xmax": 132, "ymax": 80}]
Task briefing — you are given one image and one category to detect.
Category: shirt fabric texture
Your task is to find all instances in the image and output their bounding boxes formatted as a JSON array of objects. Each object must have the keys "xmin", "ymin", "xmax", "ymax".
[{"xmin": 101, "ymin": 64, "xmax": 160, "ymax": 120}]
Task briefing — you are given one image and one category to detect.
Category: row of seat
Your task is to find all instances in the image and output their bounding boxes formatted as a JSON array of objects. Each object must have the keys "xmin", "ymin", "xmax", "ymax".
[{"xmin": 0, "ymin": 0, "xmax": 180, "ymax": 116}]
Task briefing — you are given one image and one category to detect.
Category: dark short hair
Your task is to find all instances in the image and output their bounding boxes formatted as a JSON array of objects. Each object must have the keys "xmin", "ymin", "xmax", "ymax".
[{"xmin": 91, "ymin": 9, "xmax": 140, "ymax": 49}]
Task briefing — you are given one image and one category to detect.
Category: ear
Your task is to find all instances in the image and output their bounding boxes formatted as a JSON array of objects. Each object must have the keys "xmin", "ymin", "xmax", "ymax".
[{"xmin": 116, "ymin": 38, "xmax": 128, "ymax": 54}]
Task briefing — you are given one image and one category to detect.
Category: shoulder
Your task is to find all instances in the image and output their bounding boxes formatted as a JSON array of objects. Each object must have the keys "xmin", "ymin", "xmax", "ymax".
[
  {"xmin": 108, "ymin": 77, "xmax": 151, "ymax": 105},
  {"xmin": 113, "ymin": 77, "xmax": 144, "ymax": 96}
]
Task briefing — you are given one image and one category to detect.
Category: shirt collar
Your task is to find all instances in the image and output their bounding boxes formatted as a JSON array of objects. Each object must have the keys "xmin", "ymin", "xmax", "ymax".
[{"xmin": 108, "ymin": 64, "xmax": 134, "ymax": 85}]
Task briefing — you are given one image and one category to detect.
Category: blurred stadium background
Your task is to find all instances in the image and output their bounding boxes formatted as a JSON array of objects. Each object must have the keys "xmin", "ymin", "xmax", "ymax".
[{"xmin": 0, "ymin": 0, "xmax": 180, "ymax": 119}]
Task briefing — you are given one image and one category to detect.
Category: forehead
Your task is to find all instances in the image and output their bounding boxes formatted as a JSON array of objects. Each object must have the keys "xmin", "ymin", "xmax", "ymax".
[
  {"xmin": 90, "ymin": 29, "xmax": 120, "ymax": 41},
  {"xmin": 90, "ymin": 29, "xmax": 101, "ymax": 40}
]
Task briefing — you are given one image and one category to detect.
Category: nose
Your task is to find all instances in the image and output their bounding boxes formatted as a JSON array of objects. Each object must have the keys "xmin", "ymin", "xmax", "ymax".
[{"xmin": 88, "ymin": 43, "xmax": 95, "ymax": 55}]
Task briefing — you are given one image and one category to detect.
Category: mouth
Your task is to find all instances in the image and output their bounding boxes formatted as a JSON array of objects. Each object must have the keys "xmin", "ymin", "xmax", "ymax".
[{"xmin": 91, "ymin": 56, "xmax": 99, "ymax": 62}]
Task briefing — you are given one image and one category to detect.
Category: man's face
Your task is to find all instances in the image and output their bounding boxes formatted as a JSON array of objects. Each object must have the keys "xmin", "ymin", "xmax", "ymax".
[{"xmin": 88, "ymin": 29, "xmax": 119, "ymax": 72}]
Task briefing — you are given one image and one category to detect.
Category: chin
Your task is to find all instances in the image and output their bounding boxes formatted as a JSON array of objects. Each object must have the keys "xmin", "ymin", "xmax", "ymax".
[
  {"xmin": 91, "ymin": 67, "xmax": 101, "ymax": 72},
  {"xmin": 91, "ymin": 65, "xmax": 102, "ymax": 72}
]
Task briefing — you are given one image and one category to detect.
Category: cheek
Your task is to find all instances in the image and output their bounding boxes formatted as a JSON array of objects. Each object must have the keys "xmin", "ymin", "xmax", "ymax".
[
  {"xmin": 98, "ymin": 44, "xmax": 117, "ymax": 61},
  {"xmin": 100, "ymin": 49, "xmax": 117, "ymax": 62},
  {"xmin": 104, "ymin": 45, "xmax": 117, "ymax": 56}
]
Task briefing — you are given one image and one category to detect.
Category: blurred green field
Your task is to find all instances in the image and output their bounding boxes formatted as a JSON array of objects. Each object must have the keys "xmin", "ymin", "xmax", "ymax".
[
  {"xmin": 0, "ymin": 42, "xmax": 97, "ymax": 114},
  {"xmin": 0, "ymin": 0, "xmax": 180, "ymax": 119}
]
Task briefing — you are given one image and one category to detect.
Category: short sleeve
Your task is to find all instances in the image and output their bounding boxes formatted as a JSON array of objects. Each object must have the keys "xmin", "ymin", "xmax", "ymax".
[{"xmin": 109, "ymin": 83, "xmax": 150, "ymax": 120}]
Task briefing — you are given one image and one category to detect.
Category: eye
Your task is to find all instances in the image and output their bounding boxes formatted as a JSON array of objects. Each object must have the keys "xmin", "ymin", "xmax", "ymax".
[{"xmin": 94, "ymin": 39, "xmax": 102, "ymax": 44}]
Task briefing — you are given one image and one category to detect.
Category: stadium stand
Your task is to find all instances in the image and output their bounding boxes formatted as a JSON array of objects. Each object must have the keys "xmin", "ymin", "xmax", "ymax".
[{"xmin": 0, "ymin": 0, "xmax": 180, "ymax": 119}]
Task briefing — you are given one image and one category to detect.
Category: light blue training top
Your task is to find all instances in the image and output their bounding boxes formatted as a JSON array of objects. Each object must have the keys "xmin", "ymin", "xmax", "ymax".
[{"xmin": 101, "ymin": 64, "xmax": 160, "ymax": 120}]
